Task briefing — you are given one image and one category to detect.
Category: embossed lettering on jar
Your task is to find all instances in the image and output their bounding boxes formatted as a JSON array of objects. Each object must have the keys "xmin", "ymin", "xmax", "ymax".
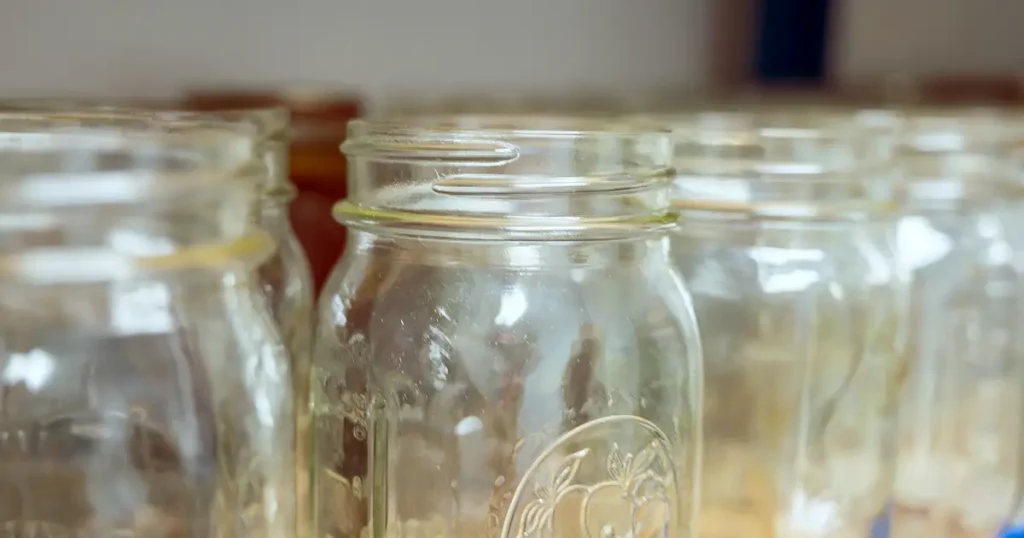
[
  {"xmin": 0, "ymin": 117, "xmax": 296, "ymax": 538},
  {"xmin": 311, "ymin": 116, "xmax": 704, "ymax": 538},
  {"xmin": 659, "ymin": 112, "xmax": 905, "ymax": 538}
]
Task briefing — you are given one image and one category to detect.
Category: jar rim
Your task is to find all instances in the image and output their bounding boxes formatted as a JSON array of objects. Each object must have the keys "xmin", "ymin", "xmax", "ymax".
[
  {"xmin": 0, "ymin": 108, "xmax": 295, "ymax": 198},
  {"xmin": 339, "ymin": 114, "xmax": 678, "ymax": 240},
  {"xmin": 0, "ymin": 101, "xmax": 291, "ymax": 140},
  {"xmin": 0, "ymin": 111, "xmax": 263, "ymax": 142},
  {"xmin": 630, "ymin": 109, "xmax": 874, "ymax": 139},
  {"xmin": 0, "ymin": 115, "xmax": 263, "ymax": 208},
  {"xmin": 624, "ymin": 110, "xmax": 900, "ymax": 220},
  {"xmin": 348, "ymin": 114, "xmax": 671, "ymax": 141}
]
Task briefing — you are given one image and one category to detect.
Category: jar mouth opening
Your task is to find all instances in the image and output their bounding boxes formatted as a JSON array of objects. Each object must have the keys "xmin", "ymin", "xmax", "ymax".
[
  {"xmin": 0, "ymin": 110, "xmax": 265, "ymax": 138},
  {"xmin": 642, "ymin": 113, "xmax": 895, "ymax": 175},
  {"xmin": 0, "ymin": 119, "xmax": 266, "ymax": 207},
  {"xmin": 631, "ymin": 109, "xmax": 871, "ymax": 135},
  {"xmin": 349, "ymin": 114, "xmax": 671, "ymax": 141},
  {"xmin": 386, "ymin": 94, "xmax": 624, "ymax": 116},
  {"xmin": 0, "ymin": 104, "xmax": 291, "ymax": 141},
  {"xmin": 668, "ymin": 154, "xmax": 898, "ymax": 216},
  {"xmin": 341, "ymin": 115, "xmax": 678, "ymax": 236}
]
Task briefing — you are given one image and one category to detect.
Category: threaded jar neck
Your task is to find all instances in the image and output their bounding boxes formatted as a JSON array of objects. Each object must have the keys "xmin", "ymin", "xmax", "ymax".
[
  {"xmin": 0, "ymin": 114, "xmax": 273, "ymax": 283},
  {"xmin": 648, "ymin": 111, "xmax": 897, "ymax": 222},
  {"xmin": 0, "ymin": 102, "xmax": 294, "ymax": 201},
  {"xmin": 337, "ymin": 115, "xmax": 679, "ymax": 240},
  {"xmin": 874, "ymin": 111, "xmax": 1024, "ymax": 212}
]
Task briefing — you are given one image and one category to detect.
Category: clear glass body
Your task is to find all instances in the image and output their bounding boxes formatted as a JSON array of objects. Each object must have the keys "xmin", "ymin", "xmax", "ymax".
[
  {"xmin": 183, "ymin": 89, "xmax": 363, "ymax": 295},
  {"xmin": 0, "ymin": 116, "xmax": 296, "ymax": 538},
  {"xmin": 0, "ymin": 102, "xmax": 315, "ymax": 345},
  {"xmin": 311, "ymin": 116, "xmax": 704, "ymax": 538},
  {"xmin": 0, "ymin": 102, "xmax": 315, "ymax": 350},
  {"xmin": 0, "ymin": 100, "xmax": 317, "ymax": 535},
  {"xmin": 661, "ymin": 112, "xmax": 905, "ymax": 538},
  {"xmin": 240, "ymin": 111, "xmax": 315, "ymax": 534},
  {"xmin": 887, "ymin": 118, "xmax": 1024, "ymax": 538}
]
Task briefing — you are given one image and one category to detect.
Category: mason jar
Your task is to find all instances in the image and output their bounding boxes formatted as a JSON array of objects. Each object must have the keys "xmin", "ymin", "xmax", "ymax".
[
  {"xmin": 0, "ymin": 101, "xmax": 317, "ymax": 534},
  {"xmin": 185, "ymin": 89, "xmax": 364, "ymax": 294},
  {"xmin": 1002, "ymin": 115, "xmax": 1024, "ymax": 538},
  {"xmin": 881, "ymin": 113, "xmax": 1024, "ymax": 538},
  {"xmin": 311, "ymin": 115, "xmax": 704, "ymax": 538},
  {"xmin": 0, "ymin": 101, "xmax": 315, "ymax": 355},
  {"xmin": 0, "ymin": 114, "xmax": 295, "ymax": 538},
  {"xmin": 658, "ymin": 111, "xmax": 905, "ymax": 538},
  {"xmin": 196, "ymin": 106, "xmax": 315, "ymax": 366}
]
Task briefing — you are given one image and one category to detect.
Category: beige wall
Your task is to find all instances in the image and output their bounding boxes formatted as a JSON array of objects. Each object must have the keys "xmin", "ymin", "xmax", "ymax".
[
  {"xmin": 0, "ymin": 0, "xmax": 711, "ymax": 111},
  {"xmin": 834, "ymin": 0, "xmax": 1024, "ymax": 82}
]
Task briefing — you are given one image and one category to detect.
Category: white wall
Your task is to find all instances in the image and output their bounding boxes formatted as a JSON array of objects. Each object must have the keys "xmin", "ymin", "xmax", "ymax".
[
  {"xmin": 834, "ymin": 0, "xmax": 1024, "ymax": 81},
  {"xmin": 0, "ymin": 0, "xmax": 710, "ymax": 112}
]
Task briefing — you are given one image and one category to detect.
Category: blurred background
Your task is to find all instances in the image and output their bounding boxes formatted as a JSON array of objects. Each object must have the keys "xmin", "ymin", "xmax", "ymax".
[
  {"xmin": 2, "ymin": 0, "xmax": 1020, "ymax": 291},
  {"xmin": 0, "ymin": 0, "xmax": 1019, "ymax": 111}
]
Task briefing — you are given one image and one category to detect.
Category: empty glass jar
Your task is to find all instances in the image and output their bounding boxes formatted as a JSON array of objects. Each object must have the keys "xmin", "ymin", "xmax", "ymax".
[
  {"xmin": 177, "ymin": 107, "xmax": 315, "ymax": 528},
  {"xmin": 0, "ymin": 102, "xmax": 315, "ymax": 356},
  {"xmin": 311, "ymin": 115, "xmax": 704, "ymax": 538},
  {"xmin": 208, "ymin": 107, "xmax": 315, "ymax": 536},
  {"xmin": 197, "ymin": 107, "xmax": 315, "ymax": 365},
  {"xmin": 184, "ymin": 89, "xmax": 363, "ymax": 294},
  {"xmin": 660, "ymin": 111, "xmax": 905, "ymax": 538},
  {"xmin": 0, "ymin": 100, "xmax": 316, "ymax": 535},
  {"xmin": 884, "ymin": 113, "xmax": 1024, "ymax": 538},
  {"xmin": 0, "ymin": 115, "xmax": 295, "ymax": 538}
]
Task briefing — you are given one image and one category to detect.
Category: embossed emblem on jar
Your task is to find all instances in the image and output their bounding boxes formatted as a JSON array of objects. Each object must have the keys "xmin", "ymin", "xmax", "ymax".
[{"xmin": 501, "ymin": 415, "xmax": 678, "ymax": 538}]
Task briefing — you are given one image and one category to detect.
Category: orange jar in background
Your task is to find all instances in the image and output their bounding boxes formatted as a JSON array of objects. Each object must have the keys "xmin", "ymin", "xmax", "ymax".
[{"xmin": 185, "ymin": 89, "xmax": 363, "ymax": 294}]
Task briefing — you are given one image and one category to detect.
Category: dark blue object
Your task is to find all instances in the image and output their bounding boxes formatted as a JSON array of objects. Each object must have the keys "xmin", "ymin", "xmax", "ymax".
[
  {"xmin": 870, "ymin": 503, "xmax": 892, "ymax": 538},
  {"xmin": 998, "ymin": 524, "xmax": 1024, "ymax": 538},
  {"xmin": 755, "ymin": 0, "xmax": 833, "ymax": 82}
]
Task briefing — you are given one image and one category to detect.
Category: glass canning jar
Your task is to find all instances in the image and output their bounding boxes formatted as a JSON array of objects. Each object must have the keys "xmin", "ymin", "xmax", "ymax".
[
  {"xmin": 883, "ymin": 114, "xmax": 1024, "ymax": 538},
  {"xmin": 184, "ymin": 89, "xmax": 364, "ymax": 294},
  {"xmin": 0, "ymin": 102, "xmax": 317, "ymax": 531},
  {"xmin": 0, "ymin": 102, "xmax": 315, "ymax": 355},
  {"xmin": 181, "ymin": 106, "xmax": 315, "ymax": 537},
  {"xmin": 177, "ymin": 106, "xmax": 315, "ymax": 366},
  {"xmin": 661, "ymin": 112, "xmax": 905, "ymax": 538},
  {"xmin": 228, "ymin": 107, "xmax": 317, "ymax": 538},
  {"xmin": 0, "ymin": 115, "xmax": 295, "ymax": 538},
  {"xmin": 311, "ymin": 115, "xmax": 704, "ymax": 538}
]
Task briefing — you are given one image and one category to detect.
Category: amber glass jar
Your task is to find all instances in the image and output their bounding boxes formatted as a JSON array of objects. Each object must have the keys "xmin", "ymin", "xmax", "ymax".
[{"xmin": 185, "ymin": 89, "xmax": 364, "ymax": 293}]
